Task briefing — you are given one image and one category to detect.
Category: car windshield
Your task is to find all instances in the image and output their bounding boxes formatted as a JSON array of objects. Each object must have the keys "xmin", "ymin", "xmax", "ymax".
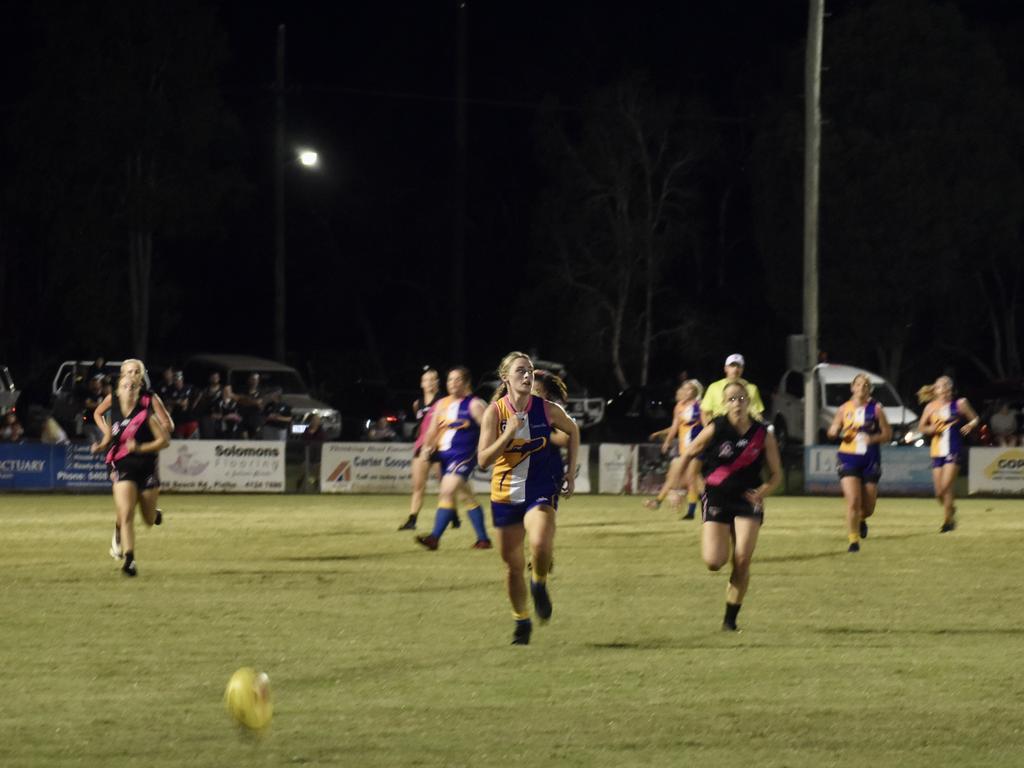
[
  {"xmin": 230, "ymin": 370, "xmax": 308, "ymax": 395},
  {"xmin": 824, "ymin": 382, "xmax": 902, "ymax": 408}
]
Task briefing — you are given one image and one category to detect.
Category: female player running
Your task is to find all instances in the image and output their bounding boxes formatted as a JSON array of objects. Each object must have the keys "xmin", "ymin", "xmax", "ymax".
[
  {"xmin": 478, "ymin": 352, "xmax": 580, "ymax": 645},
  {"xmin": 917, "ymin": 376, "xmax": 979, "ymax": 532},
  {"xmin": 677, "ymin": 380, "xmax": 781, "ymax": 631},
  {"xmin": 414, "ymin": 367, "xmax": 491, "ymax": 550},
  {"xmin": 93, "ymin": 366, "xmax": 170, "ymax": 576},
  {"xmin": 93, "ymin": 359, "xmax": 173, "ymax": 560},
  {"xmin": 397, "ymin": 367, "xmax": 448, "ymax": 531},
  {"xmin": 823, "ymin": 374, "xmax": 888, "ymax": 548},
  {"xmin": 826, "ymin": 373, "xmax": 892, "ymax": 552},
  {"xmin": 644, "ymin": 379, "xmax": 704, "ymax": 519}
]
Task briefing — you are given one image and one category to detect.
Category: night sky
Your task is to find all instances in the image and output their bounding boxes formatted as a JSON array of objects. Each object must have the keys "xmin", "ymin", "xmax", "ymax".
[{"xmin": 3, "ymin": 0, "xmax": 1024, "ymax": 412}]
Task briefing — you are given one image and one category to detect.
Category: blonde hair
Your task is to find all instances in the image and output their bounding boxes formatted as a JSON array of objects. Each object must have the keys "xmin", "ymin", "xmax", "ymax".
[
  {"xmin": 491, "ymin": 351, "xmax": 533, "ymax": 403},
  {"xmin": 919, "ymin": 376, "xmax": 954, "ymax": 405},
  {"xmin": 681, "ymin": 378, "xmax": 704, "ymax": 401},
  {"xmin": 852, "ymin": 373, "xmax": 873, "ymax": 393}
]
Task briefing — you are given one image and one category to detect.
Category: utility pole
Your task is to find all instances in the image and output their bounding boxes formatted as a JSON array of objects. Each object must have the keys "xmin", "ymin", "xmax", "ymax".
[
  {"xmin": 452, "ymin": 1, "xmax": 468, "ymax": 362},
  {"xmin": 803, "ymin": 0, "xmax": 824, "ymax": 446},
  {"xmin": 273, "ymin": 24, "xmax": 287, "ymax": 363}
]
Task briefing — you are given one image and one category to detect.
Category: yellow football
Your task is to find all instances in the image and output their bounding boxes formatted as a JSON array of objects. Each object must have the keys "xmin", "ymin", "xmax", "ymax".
[{"xmin": 224, "ymin": 667, "xmax": 273, "ymax": 731}]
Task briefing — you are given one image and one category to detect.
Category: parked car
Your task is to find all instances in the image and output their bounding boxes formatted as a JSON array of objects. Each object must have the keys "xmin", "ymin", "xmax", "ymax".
[
  {"xmin": 183, "ymin": 354, "xmax": 341, "ymax": 440},
  {"xmin": 593, "ymin": 385, "xmax": 675, "ymax": 443},
  {"xmin": 1, "ymin": 365, "xmax": 19, "ymax": 414},
  {"xmin": 769, "ymin": 363, "xmax": 918, "ymax": 449}
]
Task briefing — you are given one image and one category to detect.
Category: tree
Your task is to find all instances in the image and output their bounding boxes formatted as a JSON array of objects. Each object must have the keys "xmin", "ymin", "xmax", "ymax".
[
  {"xmin": 536, "ymin": 76, "xmax": 696, "ymax": 390},
  {"xmin": 754, "ymin": 0, "xmax": 1024, "ymax": 387},
  {"xmin": 8, "ymin": 0, "xmax": 242, "ymax": 360}
]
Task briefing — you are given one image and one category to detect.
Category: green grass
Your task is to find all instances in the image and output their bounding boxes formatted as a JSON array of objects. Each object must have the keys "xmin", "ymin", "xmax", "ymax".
[{"xmin": 2, "ymin": 493, "xmax": 1023, "ymax": 767}]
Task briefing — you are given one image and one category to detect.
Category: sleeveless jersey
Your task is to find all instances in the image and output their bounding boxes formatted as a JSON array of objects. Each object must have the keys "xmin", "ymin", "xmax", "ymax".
[
  {"xmin": 930, "ymin": 400, "xmax": 964, "ymax": 459},
  {"xmin": 106, "ymin": 393, "xmax": 155, "ymax": 464},
  {"xmin": 413, "ymin": 393, "xmax": 441, "ymax": 452},
  {"xmin": 837, "ymin": 399, "xmax": 881, "ymax": 460},
  {"xmin": 676, "ymin": 401, "xmax": 703, "ymax": 451},
  {"xmin": 433, "ymin": 395, "xmax": 479, "ymax": 461},
  {"xmin": 490, "ymin": 395, "xmax": 559, "ymax": 504},
  {"xmin": 702, "ymin": 416, "xmax": 767, "ymax": 495}
]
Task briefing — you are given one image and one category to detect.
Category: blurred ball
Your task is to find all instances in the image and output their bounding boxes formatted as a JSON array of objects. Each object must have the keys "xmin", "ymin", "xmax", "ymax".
[{"xmin": 224, "ymin": 667, "xmax": 273, "ymax": 731}]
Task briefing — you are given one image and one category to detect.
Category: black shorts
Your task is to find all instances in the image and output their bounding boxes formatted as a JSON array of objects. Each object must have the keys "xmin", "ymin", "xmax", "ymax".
[
  {"xmin": 701, "ymin": 487, "xmax": 764, "ymax": 525},
  {"xmin": 110, "ymin": 455, "xmax": 160, "ymax": 490}
]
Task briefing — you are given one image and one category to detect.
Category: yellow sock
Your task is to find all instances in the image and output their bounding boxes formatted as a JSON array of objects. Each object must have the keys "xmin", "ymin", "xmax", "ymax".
[
  {"xmin": 532, "ymin": 573, "xmax": 547, "ymax": 585},
  {"xmin": 512, "ymin": 609, "xmax": 530, "ymax": 621},
  {"xmin": 656, "ymin": 489, "xmax": 668, "ymax": 503},
  {"xmin": 687, "ymin": 489, "xmax": 698, "ymax": 504},
  {"xmin": 848, "ymin": 532, "xmax": 860, "ymax": 544}
]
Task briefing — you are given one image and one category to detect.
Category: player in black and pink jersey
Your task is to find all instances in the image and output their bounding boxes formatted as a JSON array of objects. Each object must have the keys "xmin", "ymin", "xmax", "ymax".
[
  {"xmin": 91, "ymin": 359, "xmax": 170, "ymax": 576},
  {"xmin": 93, "ymin": 359, "xmax": 174, "ymax": 565},
  {"xmin": 677, "ymin": 380, "xmax": 781, "ymax": 632}
]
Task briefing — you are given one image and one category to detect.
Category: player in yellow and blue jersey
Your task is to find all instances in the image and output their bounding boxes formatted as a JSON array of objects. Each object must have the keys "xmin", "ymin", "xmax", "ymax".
[
  {"xmin": 478, "ymin": 352, "xmax": 579, "ymax": 645},
  {"xmin": 917, "ymin": 376, "xmax": 979, "ymax": 533},
  {"xmin": 414, "ymin": 367, "xmax": 492, "ymax": 550},
  {"xmin": 644, "ymin": 379, "xmax": 705, "ymax": 519},
  {"xmin": 826, "ymin": 373, "xmax": 892, "ymax": 552}
]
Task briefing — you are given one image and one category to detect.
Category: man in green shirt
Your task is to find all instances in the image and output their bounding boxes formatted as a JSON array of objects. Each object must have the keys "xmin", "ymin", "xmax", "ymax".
[{"xmin": 701, "ymin": 354, "xmax": 765, "ymax": 421}]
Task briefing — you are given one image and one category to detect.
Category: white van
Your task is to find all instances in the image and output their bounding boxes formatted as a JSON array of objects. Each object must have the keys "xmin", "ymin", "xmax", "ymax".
[{"xmin": 769, "ymin": 363, "xmax": 918, "ymax": 448}]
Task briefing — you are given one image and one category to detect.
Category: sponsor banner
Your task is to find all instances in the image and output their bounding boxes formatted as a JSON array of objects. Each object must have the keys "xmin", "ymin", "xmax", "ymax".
[
  {"xmin": 0, "ymin": 443, "xmax": 54, "ymax": 490},
  {"xmin": 320, "ymin": 443, "xmax": 424, "ymax": 493},
  {"xmin": 55, "ymin": 443, "xmax": 111, "ymax": 490},
  {"xmin": 599, "ymin": 444, "xmax": 638, "ymax": 494},
  {"xmin": 320, "ymin": 443, "xmax": 592, "ymax": 495},
  {"xmin": 969, "ymin": 447, "xmax": 1024, "ymax": 495},
  {"xmin": 161, "ymin": 441, "xmax": 285, "ymax": 492},
  {"xmin": 805, "ymin": 445, "xmax": 933, "ymax": 495}
]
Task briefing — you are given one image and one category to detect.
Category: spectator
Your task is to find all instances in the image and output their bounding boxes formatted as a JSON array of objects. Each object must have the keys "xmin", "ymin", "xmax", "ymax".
[
  {"xmin": 303, "ymin": 412, "xmax": 328, "ymax": 443},
  {"xmin": 41, "ymin": 415, "xmax": 69, "ymax": 444},
  {"xmin": 700, "ymin": 353, "xmax": 766, "ymax": 421},
  {"xmin": 81, "ymin": 375, "xmax": 107, "ymax": 444},
  {"xmin": 157, "ymin": 367, "xmax": 176, "ymax": 403},
  {"xmin": 168, "ymin": 371, "xmax": 199, "ymax": 439},
  {"xmin": 1, "ymin": 410, "xmax": 24, "ymax": 442},
  {"xmin": 213, "ymin": 389, "xmax": 243, "ymax": 439},
  {"xmin": 193, "ymin": 372, "xmax": 224, "ymax": 439},
  {"xmin": 262, "ymin": 389, "xmax": 293, "ymax": 440},
  {"xmin": 236, "ymin": 372, "xmax": 265, "ymax": 439},
  {"xmin": 87, "ymin": 356, "xmax": 107, "ymax": 381},
  {"xmin": 989, "ymin": 400, "xmax": 1019, "ymax": 447}
]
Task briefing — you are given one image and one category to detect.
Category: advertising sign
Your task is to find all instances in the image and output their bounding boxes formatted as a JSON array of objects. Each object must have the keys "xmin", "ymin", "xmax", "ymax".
[
  {"xmin": 0, "ymin": 443, "xmax": 53, "ymax": 490},
  {"xmin": 968, "ymin": 447, "xmax": 1024, "ymax": 495},
  {"xmin": 321, "ymin": 442, "xmax": 591, "ymax": 495},
  {"xmin": 599, "ymin": 444, "xmax": 637, "ymax": 494},
  {"xmin": 161, "ymin": 440, "xmax": 285, "ymax": 492},
  {"xmin": 805, "ymin": 445, "xmax": 933, "ymax": 495},
  {"xmin": 55, "ymin": 443, "xmax": 111, "ymax": 490}
]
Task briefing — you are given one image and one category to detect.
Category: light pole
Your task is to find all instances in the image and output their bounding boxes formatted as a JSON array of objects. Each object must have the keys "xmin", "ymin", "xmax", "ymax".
[{"xmin": 273, "ymin": 24, "xmax": 320, "ymax": 363}]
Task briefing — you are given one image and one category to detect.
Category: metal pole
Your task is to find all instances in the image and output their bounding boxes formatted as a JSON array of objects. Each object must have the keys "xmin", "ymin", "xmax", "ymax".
[
  {"xmin": 803, "ymin": 0, "xmax": 824, "ymax": 446},
  {"xmin": 274, "ymin": 24, "xmax": 287, "ymax": 363},
  {"xmin": 452, "ymin": 1, "xmax": 468, "ymax": 362}
]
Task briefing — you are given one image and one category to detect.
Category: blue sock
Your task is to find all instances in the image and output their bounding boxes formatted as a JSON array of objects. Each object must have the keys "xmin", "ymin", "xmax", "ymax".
[
  {"xmin": 467, "ymin": 506, "xmax": 489, "ymax": 542},
  {"xmin": 431, "ymin": 508, "xmax": 456, "ymax": 540},
  {"xmin": 687, "ymin": 502, "xmax": 697, "ymax": 516}
]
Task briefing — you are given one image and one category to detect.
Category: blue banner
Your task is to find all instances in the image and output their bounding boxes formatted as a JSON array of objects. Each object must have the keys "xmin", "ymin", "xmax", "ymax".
[
  {"xmin": 0, "ymin": 443, "xmax": 55, "ymax": 490},
  {"xmin": 55, "ymin": 443, "xmax": 111, "ymax": 490},
  {"xmin": 805, "ymin": 445, "xmax": 933, "ymax": 495}
]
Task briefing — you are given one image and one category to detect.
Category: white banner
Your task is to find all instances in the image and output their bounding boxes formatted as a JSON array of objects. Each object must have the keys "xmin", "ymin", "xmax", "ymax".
[
  {"xmin": 321, "ymin": 442, "xmax": 591, "ymax": 494},
  {"xmin": 599, "ymin": 444, "xmax": 638, "ymax": 494},
  {"xmin": 968, "ymin": 447, "xmax": 1024, "ymax": 495},
  {"xmin": 161, "ymin": 440, "xmax": 285, "ymax": 492}
]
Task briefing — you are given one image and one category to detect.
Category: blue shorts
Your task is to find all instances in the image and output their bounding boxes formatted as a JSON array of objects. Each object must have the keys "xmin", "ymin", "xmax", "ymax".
[
  {"xmin": 491, "ymin": 495, "xmax": 559, "ymax": 528},
  {"xmin": 836, "ymin": 452, "xmax": 881, "ymax": 483},
  {"xmin": 931, "ymin": 453, "xmax": 962, "ymax": 469},
  {"xmin": 439, "ymin": 452, "xmax": 476, "ymax": 480}
]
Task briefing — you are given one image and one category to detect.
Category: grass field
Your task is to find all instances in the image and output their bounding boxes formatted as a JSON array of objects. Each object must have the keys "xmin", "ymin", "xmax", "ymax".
[{"xmin": 2, "ymin": 493, "xmax": 1023, "ymax": 767}]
